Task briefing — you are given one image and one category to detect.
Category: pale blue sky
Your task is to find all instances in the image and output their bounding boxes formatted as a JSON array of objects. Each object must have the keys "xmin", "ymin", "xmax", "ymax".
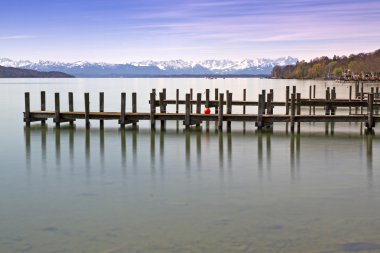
[{"xmin": 1, "ymin": 0, "xmax": 379, "ymax": 62}]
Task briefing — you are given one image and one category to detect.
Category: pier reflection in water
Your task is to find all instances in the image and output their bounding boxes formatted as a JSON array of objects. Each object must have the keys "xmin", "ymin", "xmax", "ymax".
[
  {"xmin": 18, "ymin": 123, "xmax": 380, "ymax": 253},
  {"xmin": 24, "ymin": 125, "xmax": 375, "ymax": 183}
]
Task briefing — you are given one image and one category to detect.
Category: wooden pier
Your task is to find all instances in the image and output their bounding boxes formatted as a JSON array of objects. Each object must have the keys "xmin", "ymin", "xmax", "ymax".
[{"xmin": 24, "ymin": 84, "xmax": 380, "ymax": 132}]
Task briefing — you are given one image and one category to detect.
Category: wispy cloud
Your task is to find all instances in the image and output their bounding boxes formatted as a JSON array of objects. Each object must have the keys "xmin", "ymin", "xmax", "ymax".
[{"xmin": 0, "ymin": 35, "xmax": 34, "ymax": 40}]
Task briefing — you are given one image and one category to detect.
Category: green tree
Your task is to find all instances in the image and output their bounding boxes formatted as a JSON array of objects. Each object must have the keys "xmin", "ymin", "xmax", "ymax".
[
  {"xmin": 308, "ymin": 63, "xmax": 323, "ymax": 78},
  {"xmin": 333, "ymin": 67, "xmax": 342, "ymax": 77}
]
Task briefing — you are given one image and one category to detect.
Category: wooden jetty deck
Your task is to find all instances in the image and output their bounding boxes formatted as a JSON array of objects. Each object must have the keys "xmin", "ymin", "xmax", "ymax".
[{"xmin": 24, "ymin": 83, "xmax": 380, "ymax": 132}]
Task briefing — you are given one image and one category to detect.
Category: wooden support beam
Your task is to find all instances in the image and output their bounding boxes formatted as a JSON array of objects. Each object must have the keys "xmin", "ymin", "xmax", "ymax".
[
  {"xmin": 313, "ymin": 85, "xmax": 316, "ymax": 115},
  {"xmin": 290, "ymin": 93, "xmax": 296, "ymax": 132},
  {"xmin": 218, "ymin": 93, "xmax": 224, "ymax": 130},
  {"xmin": 159, "ymin": 92, "xmax": 165, "ymax": 129},
  {"xmin": 41, "ymin": 91, "xmax": 46, "ymax": 125},
  {"xmin": 297, "ymin": 93, "xmax": 301, "ymax": 132},
  {"xmin": 185, "ymin": 93, "xmax": 191, "ymax": 129},
  {"xmin": 256, "ymin": 94, "xmax": 264, "ymax": 129},
  {"xmin": 349, "ymin": 86, "xmax": 352, "ymax": 115},
  {"xmin": 24, "ymin": 92, "xmax": 31, "ymax": 127},
  {"xmin": 227, "ymin": 92, "xmax": 232, "ymax": 129},
  {"xmin": 215, "ymin": 88, "xmax": 219, "ymax": 113},
  {"xmin": 68, "ymin": 92, "xmax": 74, "ymax": 126},
  {"xmin": 367, "ymin": 93, "xmax": 374, "ymax": 129},
  {"xmin": 285, "ymin": 86, "xmax": 290, "ymax": 115},
  {"xmin": 120, "ymin": 92, "xmax": 126, "ymax": 129},
  {"xmin": 196, "ymin": 93, "xmax": 202, "ymax": 127},
  {"xmin": 355, "ymin": 81, "xmax": 359, "ymax": 98},
  {"xmin": 55, "ymin": 93, "xmax": 61, "ymax": 128},
  {"xmin": 243, "ymin": 89, "xmax": 246, "ymax": 115},
  {"xmin": 99, "ymin": 92, "xmax": 104, "ymax": 128},
  {"xmin": 190, "ymin": 88, "xmax": 193, "ymax": 113},
  {"xmin": 266, "ymin": 92, "xmax": 273, "ymax": 115},
  {"xmin": 132, "ymin": 92, "xmax": 137, "ymax": 127},
  {"xmin": 331, "ymin": 87, "xmax": 336, "ymax": 115},
  {"xmin": 292, "ymin": 86, "xmax": 296, "ymax": 95},
  {"xmin": 205, "ymin": 89, "xmax": 210, "ymax": 108},
  {"xmin": 175, "ymin": 89, "xmax": 179, "ymax": 113},
  {"xmin": 325, "ymin": 88, "xmax": 330, "ymax": 115},
  {"xmin": 84, "ymin": 93, "xmax": 90, "ymax": 129},
  {"xmin": 361, "ymin": 82, "xmax": 364, "ymax": 114},
  {"xmin": 163, "ymin": 88, "xmax": 167, "ymax": 122},
  {"xmin": 150, "ymin": 92, "xmax": 156, "ymax": 130},
  {"xmin": 309, "ymin": 86, "xmax": 312, "ymax": 115},
  {"xmin": 261, "ymin": 90, "xmax": 266, "ymax": 115}
]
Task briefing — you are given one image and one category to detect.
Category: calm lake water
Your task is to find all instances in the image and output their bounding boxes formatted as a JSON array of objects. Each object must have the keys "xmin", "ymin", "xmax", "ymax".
[{"xmin": 1, "ymin": 78, "xmax": 380, "ymax": 253}]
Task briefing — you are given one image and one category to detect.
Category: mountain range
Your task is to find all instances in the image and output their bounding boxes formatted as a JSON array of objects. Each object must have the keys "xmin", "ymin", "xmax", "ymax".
[
  {"xmin": 0, "ymin": 65, "xmax": 73, "ymax": 78},
  {"xmin": 0, "ymin": 57, "xmax": 298, "ymax": 77}
]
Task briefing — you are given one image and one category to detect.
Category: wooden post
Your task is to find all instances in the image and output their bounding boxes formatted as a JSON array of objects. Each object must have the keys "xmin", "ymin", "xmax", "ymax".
[
  {"xmin": 205, "ymin": 89, "xmax": 210, "ymax": 108},
  {"xmin": 285, "ymin": 86, "xmax": 290, "ymax": 115},
  {"xmin": 84, "ymin": 93, "xmax": 90, "ymax": 129},
  {"xmin": 290, "ymin": 93, "xmax": 295, "ymax": 132},
  {"xmin": 309, "ymin": 86, "xmax": 312, "ymax": 115},
  {"xmin": 262, "ymin": 90, "xmax": 266, "ymax": 115},
  {"xmin": 267, "ymin": 91, "xmax": 274, "ymax": 128},
  {"xmin": 196, "ymin": 93, "xmax": 202, "ymax": 127},
  {"xmin": 185, "ymin": 93, "xmax": 191, "ymax": 129},
  {"xmin": 190, "ymin": 88, "xmax": 193, "ymax": 113},
  {"xmin": 325, "ymin": 88, "xmax": 330, "ymax": 115},
  {"xmin": 355, "ymin": 81, "xmax": 359, "ymax": 98},
  {"xmin": 150, "ymin": 92, "xmax": 156, "ymax": 130},
  {"xmin": 367, "ymin": 93, "xmax": 374, "ymax": 130},
  {"xmin": 120, "ymin": 92, "xmax": 126, "ymax": 129},
  {"xmin": 313, "ymin": 85, "xmax": 316, "ymax": 115},
  {"xmin": 99, "ymin": 92, "xmax": 104, "ymax": 128},
  {"xmin": 331, "ymin": 87, "xmax": 336, "ymax": 115},
  {"xmin": 69, "ymin": 92, "xmax": 74, "ymax": 126},
  {"xmin": 376, "ymin": 87, "xmax": 379, "ymax": 115},
  {"xmin": 163, "ymin": 89, "xmax": 167, "ymax": 127},
  {"xmin": 159, "ymin": 92, "xmax": 165, "ymax": 129},
  {"xmin": 292, "ymin": 86, "xmax": 296, "ymax": 95},
  {"xmin": 175, "ymin": 89, "xmax": 179, "ymax": 113},
  {"xmin": 243, "ymin": 89, "xmax": 246, "ymax": 115},
  {"xmin": 132, "ymin": 92, "xmax": 137, "ymax": 127},
  {"xmin": 266, "ymin": 92, "xmax": 273, "ymax": 115},
  {"xmin": 361, "ymin": 82, "xmax": 364, "ymax": 114},
  {"xmin": 349, "ymin": 86, "xmax": 352, "ymax": 115},
  {"xmin": 257, "ymin": 94, "xmax": 263, "ymax": 129},
  {"xmin": 55, "ymin": 92, "xmax": 61, "ymax": 128},
  {"xmin": 40, "ymin": 91, "xmax": 46, "ymax": 125},
  {"xmin": 226, "ymin": 92, "xmax": 232, "ymax": 129},
  {"xmin": 296, "ymin": 93, "xmax": 301, "ymax": 132},
  {"xmin": 218, "ymin": 93, "xmax": 224, "ymax": 130},
  {"xmin": 215, "ymin": 88, "xmax": 219, "ymax": 114},
  {"xmin": 24, "ymin": 92, "xmax": 31, "ymax": 127}
]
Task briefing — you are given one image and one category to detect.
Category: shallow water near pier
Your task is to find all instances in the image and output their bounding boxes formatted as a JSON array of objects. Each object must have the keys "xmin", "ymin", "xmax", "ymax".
[{"xmin": 1, "ymin": 78, "xmax": 380, "ymax": 253}]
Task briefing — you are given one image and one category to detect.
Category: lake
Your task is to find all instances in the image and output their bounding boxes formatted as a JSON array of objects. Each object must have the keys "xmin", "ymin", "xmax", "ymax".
[{"xmin": 1, "ymin": 78, "xmax": 380, "ymax": 253}]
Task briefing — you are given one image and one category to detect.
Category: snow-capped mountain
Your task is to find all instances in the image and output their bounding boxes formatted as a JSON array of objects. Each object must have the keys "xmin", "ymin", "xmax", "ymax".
[{"xmin": 0, "ymin": 57, "xmax": 297, "ymax": 77}]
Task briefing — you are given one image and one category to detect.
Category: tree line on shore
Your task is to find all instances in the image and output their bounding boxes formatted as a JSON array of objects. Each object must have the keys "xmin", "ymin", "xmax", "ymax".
[{"xmin": 271, "ymin": 49, "xmax": 380, "ymax": 80}]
